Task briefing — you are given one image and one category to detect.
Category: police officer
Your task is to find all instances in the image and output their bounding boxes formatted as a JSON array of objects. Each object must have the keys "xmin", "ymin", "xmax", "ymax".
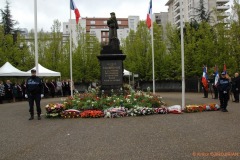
[
  {"xmin": 25, "ymin": 69, "xmax": 44, "ymax": 120},
  {"xmin": 232, "ymin": 72, "xmax": 240, "ymax": 103},
  {"xmin": 217, "ymin": 71, "xmax": 231, "ymax": 112}
]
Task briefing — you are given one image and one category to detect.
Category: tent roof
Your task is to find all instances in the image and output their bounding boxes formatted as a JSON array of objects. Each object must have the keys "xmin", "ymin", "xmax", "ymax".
[
  {"xmin": 0, "ymin": 62, "xmax": 29, "ymax": 76},
  {"xmin": 124, "ymin": 69, "xmax": 131, "ymax": 76},
  {"xmin": 27, "ymin": 64, "xmax": 61, "ymax": 77}
]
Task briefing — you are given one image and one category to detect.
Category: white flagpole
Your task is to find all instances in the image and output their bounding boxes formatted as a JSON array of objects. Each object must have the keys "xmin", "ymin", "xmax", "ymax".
[
  {"xmin": 34, "ymin": 0, "xmax": 39, "ymax": 75},
  {"xmin": 70, "ymin": 6, "xmax": 73, "ymax": 97},
  {"xmin": 180, "ymin": 0, "xmax": 185, "ymax": 110},
  {"xmin": 151, "ymin": 2, "xmax": 155, "ymax": 94}
]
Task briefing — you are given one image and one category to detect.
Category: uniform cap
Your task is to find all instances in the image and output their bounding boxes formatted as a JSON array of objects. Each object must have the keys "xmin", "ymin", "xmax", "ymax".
[{"xmin": 31, "ymin": 69, "xmax": 36, "ymax": 73}]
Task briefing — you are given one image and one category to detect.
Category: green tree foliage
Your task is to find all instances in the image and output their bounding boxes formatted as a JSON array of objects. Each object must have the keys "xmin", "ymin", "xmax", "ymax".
[
  {"xmin": 122, "ymin": 21, "xmax": 153, "ymax": 80},
  {"xmin": 229, "ymin": 0, "xmax": 240, "ymax": 72},
  {"xmin": 73, "ymin": 29, "xmax": 101, "ymax": 82}
]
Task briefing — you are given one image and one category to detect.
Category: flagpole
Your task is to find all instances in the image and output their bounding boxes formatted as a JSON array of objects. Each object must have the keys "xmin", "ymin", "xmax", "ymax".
[
  {"xmin": 34, "ymin": 0, "xmax": 39, "ymax": 75},
  {"xmin": 70, "ymin": 4, "xmax": 73, "ymax": 97},
  {"xmin": 151, "ymin": 4, "xmax": 155, "ymax": 94},
  {"xmin": 180, "ymin": 0, "xmax": 185, "ymax": 110}
]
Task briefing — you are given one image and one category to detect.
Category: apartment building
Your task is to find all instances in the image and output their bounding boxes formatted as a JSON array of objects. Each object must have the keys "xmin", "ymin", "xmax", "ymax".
[
  {"xmin": 63, "ymin": 16, "xmax": 139, "ymax": 46},
  {"xmin": 165, "ymin": 0, "xmax": 230, "ymax": 27}
]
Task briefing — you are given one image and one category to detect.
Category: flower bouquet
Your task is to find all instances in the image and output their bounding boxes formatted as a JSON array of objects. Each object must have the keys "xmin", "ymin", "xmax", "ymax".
[
  {"xmin": 202, "ymin": 103, "xmax": 220, "ymax": 111},
  {"xmin": 80, "ymin": 110, "xmax": 104, "ymax": 118},
  {"xmin": 185, "ymin": 103, "xmax": 220, "ymax": 113},
  {"xmin": 154, "ymin": 107, "xmax": 168, "ymax": 114},
  {"xmin": 104, "ymin": 107, "xmax": 127, "ymax": 118},
  {"xmin": 127, "ymin": 106, "xmax": 155, "ymax": 116},
  {"xmin": 167, "ymin": 105, "xmax": 183, "ymax": 114},
  {"xmin": 61, "ymin": 109, "xmax": 81, "ymax": 118},
  {"xmin": 45, "ymin": 103, "xmax": 65, "ymax": 118}
]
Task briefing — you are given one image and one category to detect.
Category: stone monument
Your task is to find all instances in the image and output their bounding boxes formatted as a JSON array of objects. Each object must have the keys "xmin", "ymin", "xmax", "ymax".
[{"xmin": 97, "ymin": 12, "xmax": 126, "ymax": 96}]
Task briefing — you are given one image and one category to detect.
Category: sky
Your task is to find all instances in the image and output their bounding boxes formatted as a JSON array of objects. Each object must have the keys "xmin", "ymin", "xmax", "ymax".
[{"xmin": 0, "ymin": 0, "xmax": 233, "ymax": 32}]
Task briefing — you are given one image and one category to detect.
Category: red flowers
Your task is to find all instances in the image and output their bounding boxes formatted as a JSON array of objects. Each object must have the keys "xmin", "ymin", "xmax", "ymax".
[{"xmin": 80, "ymin": 110, "xmax": 104, "ymax": 118}]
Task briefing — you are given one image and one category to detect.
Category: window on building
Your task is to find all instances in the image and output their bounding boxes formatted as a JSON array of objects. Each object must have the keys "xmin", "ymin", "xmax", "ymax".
[
  {"xmin": 103, "ymin": 38, "xmax": 106, "ymax": 41},
  {"xmin": 91, "ymin": 26, "xmax": 96, "ymax": 28},
  {"xmin": 90, "ymin": 31, "xmax": 96, "ymax": 35},
  {"xmin": 118, "ymin": 21, "xmax": 121, "ymax": 24},
  {"xmin": 66, "ymin": 25, "xmax": 68, "ymax": 29},
  {"xmin": 103, "ymin": 21, "xmax": 107, "ymax": 24},
  {"xmin": 103, "ymin": 32, "xmax": 105, "ymax": 36},
  {"xmin": 90, "ymin": 21, "xmax": 95, "ymax": 25}
]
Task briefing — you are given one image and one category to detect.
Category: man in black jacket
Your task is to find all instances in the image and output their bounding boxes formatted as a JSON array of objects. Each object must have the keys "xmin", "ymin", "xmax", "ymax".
[
  {"xmin": 232, "ymin": 72, "xmax": 240, "ymax": 103},
  {"xmin": 25, "ymin": 69, "xmax": 44, "ymax": 120},
  {"xmin": 217, "ymin": 71, "xmax": 231, "ymax": 112}
]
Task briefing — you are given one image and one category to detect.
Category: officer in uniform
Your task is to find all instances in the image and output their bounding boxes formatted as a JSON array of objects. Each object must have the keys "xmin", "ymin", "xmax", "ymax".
[
  {"xmin": 217, "ymin": 71, "xmax": 231, "ymax": 112},
  {"xmin": 25, "ymin": 69, "xmax": 44, "ymax": 120},
  {"xmin": 232, "ymin": 72, "xmax": 240, "ymax": 102}
]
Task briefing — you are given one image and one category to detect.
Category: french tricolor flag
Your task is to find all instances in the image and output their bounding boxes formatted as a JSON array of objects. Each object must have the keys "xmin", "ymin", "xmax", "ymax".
[
  {"xmin": 146, "ymin": 0, "xmax": 152, "ymax": 29},
  {"xmin": 70, "ymin": 0, "xmax": 80, "ymax": 24},
  {"xmin": 202, "ymin": 66, "xmax": 208, "ymax": 91}
]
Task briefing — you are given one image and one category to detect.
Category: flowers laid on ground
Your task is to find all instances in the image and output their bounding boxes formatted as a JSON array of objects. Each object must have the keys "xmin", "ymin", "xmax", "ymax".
[
  {"xmin": 80, "ymin": 110, "xmax": 104, "ymax": 118},
  {"xmin": 61, "ymin": 109, "xmax": 81, "ymax": 118},
  {"xmin": 45, "ymin": 103, "xmax": 64, "ymax": 118},
  {"xmin": 185, "ymin": 103, "xmax": 220, "ymax": 113},
  {"xmin": 45, "ymin": 89, "xmax": 221, "ymax": 119}
]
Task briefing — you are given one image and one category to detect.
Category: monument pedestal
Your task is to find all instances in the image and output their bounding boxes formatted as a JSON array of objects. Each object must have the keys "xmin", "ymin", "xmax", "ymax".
[{"xmin": 97, "ymin": 45, "xmax": 126, "ymax": 96}]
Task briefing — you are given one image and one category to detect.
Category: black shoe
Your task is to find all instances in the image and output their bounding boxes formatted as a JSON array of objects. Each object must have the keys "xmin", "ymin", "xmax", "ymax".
[
  {"xmin": 222, "ymin": 109, "xmax": 228, "ymax": 112},
  {"xmin": 29, "ymin": 116, "xmax": 34, "ymax": 120},
  {"xmin": 38, "ymin": 116, "xmax": 41, "ymax": 120}
]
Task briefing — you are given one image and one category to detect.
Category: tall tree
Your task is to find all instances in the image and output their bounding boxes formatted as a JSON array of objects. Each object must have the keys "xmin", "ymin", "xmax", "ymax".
[
  {"xmin": 0, "ymin": 0, "xmax": 17, "ymax": 35},
  {"xmin": 194, "ymin": 0, "xmax": 213, "ymax": 23}
]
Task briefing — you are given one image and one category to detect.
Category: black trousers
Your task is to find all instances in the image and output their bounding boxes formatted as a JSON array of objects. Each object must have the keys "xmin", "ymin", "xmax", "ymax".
[
  {"xmin": 213, "ymin": 86, "xmax": 218, "ymax": 98},
  {"xmin": 233, "ymin": 90, "xmax": 239, "ymax": 101},
  {"xmin": 28, "ymin": 94, "xmax": 41, "ymax": 116},
  {"xmin": 219, "ymin": 92, "xmax": 229, "ymax": 109},
  {"xmin": 203, "ymin": 88, "xmax": 208, "ymax": 98}
]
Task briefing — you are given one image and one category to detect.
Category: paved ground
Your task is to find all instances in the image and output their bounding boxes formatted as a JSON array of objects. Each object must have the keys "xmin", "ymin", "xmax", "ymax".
[{"xmin": 0, "ymin": 92, "xmax": 239, "ymax": 160}]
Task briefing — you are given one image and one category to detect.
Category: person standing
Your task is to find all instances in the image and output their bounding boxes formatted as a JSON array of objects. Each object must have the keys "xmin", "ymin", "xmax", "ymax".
[
  {"xmin": 25, "ymin": 69, "xmax": 44, "ymax": 120},
  {"xmin": 43, "ymin": 79, "xmax": 50, "ymax": 98},
  {"xmin": 212, "ymin": 73, "xmax": 219, "ymax": 99},
  {"xmin": 48, "ymin": 79, "xmax": 56, "ymax": 98},
  {"xmin": 0, "ymin": 81, "xmax": 5, "ymax": 104},
  {"xmin": 4, "ymin": 80, "xmax": 13, "ymax": 103},
  {"xmin": 232, "ymin": 72, "xmax": 240, "ymax": 103},
  {"xmin": 56, "ymin": 79, "xmax": 62, "ymax": 97},
  {"xmin": 217, "ymin": 71, "xmax": 231, "ymax": 112}
]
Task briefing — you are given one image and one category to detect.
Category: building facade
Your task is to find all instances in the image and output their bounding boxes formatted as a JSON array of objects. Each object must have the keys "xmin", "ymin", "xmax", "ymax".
[
  {"xmin": 165, "ymin": 0, "xmax": 230, "ymax": 27},
  {"xmin": 63, "ymin": 16, "xmax": 139, "ymax": 46}
]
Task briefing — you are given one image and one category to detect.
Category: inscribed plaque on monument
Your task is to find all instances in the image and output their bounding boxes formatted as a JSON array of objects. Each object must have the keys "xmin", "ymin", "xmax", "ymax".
[{"xmin": 101, "ymin": 60, "xmax": 123, "ymax": 85}]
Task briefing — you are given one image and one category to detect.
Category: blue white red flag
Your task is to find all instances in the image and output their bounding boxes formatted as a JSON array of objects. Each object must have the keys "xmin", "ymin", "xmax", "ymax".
[
  {"xmin": 214, "ymin": 65, "xmax": 219, "ymax": 86},
  {"xmin": 146, "ymin": 0, "xmax": 152, "ymax": 29},
  {"xmin": 201, "ymin": 66, "xmax": 208, "ymax": 90},
  {"xmin": 70, "ymin": 0, "xmax": 80, "ymax": 24}
]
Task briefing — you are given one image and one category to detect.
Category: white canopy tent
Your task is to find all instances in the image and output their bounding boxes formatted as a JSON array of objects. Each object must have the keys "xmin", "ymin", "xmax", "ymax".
[
  {"xmin": 123, "ymin": 69, "xmax": 132, "ymax": 85},
  {"xmin": 0, "ymin": 62, "xmax": 30, "ymax": 76},
  {"xmin": 27, "ymin": 64, "xmax": 61, "ymax": 77},
  {"xmin": 123, "ymin": 69, "xmax": 131, "ymax": 76}
]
